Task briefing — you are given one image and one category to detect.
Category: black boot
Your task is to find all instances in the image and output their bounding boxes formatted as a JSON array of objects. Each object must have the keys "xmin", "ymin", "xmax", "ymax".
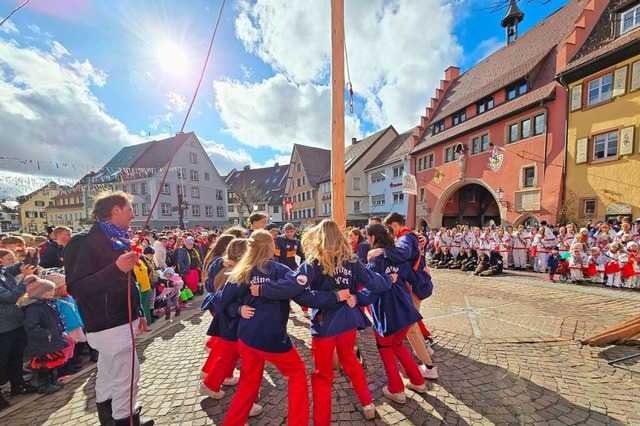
[
  {"xmin": 96, "ymin": 399, "xmax": 113, "ymax": 425},
  {"xmin": 49, "ymin": 369, "xmax": 65, "ymax": 388},
  {"xmin": 113, "ymin": 406, "xmax": 154, "ymax": 426},
  {"xmin": 37, "ymin": 370, "xmax": 60, "ymax": 395},
  {"xmin": 90, "ymin": 348, "xmax": 99, "ymax": 363},
  {"xmin": 0, "ymin": 394, "xmax": 10, "ymax": 411}
]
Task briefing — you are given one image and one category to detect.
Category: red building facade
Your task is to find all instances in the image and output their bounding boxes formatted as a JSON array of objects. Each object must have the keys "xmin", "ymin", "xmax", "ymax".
[{"xmin": 408, "ymin": 0, "xmax": 607, "ymax": 229}]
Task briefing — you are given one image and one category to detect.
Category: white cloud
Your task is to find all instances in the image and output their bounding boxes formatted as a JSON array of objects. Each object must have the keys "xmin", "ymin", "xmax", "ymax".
[
  {"xmin": 166, "ymin": 91, "xmax": 187, "ymax": 112},
  {"xmin": 470, "ymin": 37, "xmax": 503, "ymax": 63},
  {"xmin": 224, "ymin": 0, "xmax": 462, "ymax": 151},
  {"xmin": 0, "ymin": 20, "xmax": 18, "ymax": 34},
  {"xmin": 50, "ymin": 41, "xmax": 69, "ymax": 59},
  {"xmin": 0, "ymin": 38, "xmax": 140, "ymax": 181}
]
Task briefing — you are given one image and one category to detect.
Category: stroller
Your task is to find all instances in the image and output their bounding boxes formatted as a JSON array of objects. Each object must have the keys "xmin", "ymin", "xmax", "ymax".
[{"xmin": 557, "ymin": 258, "xmax": 571, "ymax": 282}]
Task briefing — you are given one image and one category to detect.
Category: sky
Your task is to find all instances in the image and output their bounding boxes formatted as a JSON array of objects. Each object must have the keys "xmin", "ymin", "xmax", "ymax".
[{"xmin": 0, "ymin": 0, "xmax": 570, "ymax": 199}]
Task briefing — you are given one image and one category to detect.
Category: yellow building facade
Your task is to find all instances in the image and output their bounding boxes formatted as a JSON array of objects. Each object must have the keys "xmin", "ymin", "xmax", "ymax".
[
  {"xmin": 17, "ymin": 182, "xmax": 65, "ymax": 234},
  {"xmin": 560, "ymin": 1, "xmax": 640, "ymax": 225}
]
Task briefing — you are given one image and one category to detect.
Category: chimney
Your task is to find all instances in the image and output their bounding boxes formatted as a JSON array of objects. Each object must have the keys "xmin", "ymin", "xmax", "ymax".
[
  {"xmin": 352, "ymin": 137, "xmax": 358, "ymax": 145},
  {"xmin": 243, "ymin": 165, "xmax": 250, "ymax": 171}
]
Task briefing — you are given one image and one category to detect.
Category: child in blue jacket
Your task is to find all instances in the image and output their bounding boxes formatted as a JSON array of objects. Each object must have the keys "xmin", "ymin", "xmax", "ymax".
[{"xmin": 546, "ymin": 246, "xmax": 562, "ymax": 282}]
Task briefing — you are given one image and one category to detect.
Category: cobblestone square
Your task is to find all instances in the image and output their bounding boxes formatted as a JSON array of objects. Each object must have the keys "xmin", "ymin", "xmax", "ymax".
[{"xmin": 2, "ymin": 269, "xmax": 639, "ymax": 425}]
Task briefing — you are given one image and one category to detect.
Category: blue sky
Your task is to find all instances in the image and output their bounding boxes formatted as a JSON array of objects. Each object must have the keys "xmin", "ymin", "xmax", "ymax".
[{"xmin": 0, "ymin": 0, "xmax": 569, "ymax": 198}]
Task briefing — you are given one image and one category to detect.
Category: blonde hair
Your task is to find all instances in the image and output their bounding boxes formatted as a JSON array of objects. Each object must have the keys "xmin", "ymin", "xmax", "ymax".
[
  {"xmin": 213, "ymin": 239, "xmax": 248, "ymax": 291},
  {"xmin": 227, "ymin": 230, "xmax": 274, "ymax": 284},
  {"xmin": 302, "ymin": 219, "xmax": 355, "ymax": 276}
]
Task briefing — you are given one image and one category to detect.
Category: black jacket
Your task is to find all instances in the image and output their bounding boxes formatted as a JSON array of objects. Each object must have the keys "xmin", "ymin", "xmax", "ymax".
[
  {"xmin": 22, "ymin": 299, "xmax": 69, "ymax": 358},
  {"xmin": 39, "ymin": 240, "xmax": 64, "ymax": 268},
  {"xmin": 64, "ymin": 223, "xmax": 141, "ymax": 333}
]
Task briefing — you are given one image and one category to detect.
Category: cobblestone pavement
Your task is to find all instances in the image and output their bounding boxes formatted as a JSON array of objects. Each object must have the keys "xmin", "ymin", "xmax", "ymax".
[{"xmin": 2, "ymin": 269, "xmax": 640, "ymax": 425}]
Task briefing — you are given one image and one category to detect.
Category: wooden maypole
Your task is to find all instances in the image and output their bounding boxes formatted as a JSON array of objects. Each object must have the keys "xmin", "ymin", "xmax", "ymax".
[{"xmin": 331, "ymin": 0, "xmax": 346, "ymax": 228}]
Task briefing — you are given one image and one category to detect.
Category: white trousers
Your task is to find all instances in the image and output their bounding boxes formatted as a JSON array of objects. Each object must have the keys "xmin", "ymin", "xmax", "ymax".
[{"xmin": 87, "ymin": 319, "xmax": 140, "ymax": 419}]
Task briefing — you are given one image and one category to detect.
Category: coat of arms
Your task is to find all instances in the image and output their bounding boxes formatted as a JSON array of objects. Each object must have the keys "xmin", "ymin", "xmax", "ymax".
[{"xmin": 488, "ymin": 145, "xmax": 504, "ymax": 172}]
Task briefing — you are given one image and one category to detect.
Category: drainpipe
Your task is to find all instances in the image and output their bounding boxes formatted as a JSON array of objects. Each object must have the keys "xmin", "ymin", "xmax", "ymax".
[
  {"xmin": 557, "ymin": 74, "xmax": 570, "ymax": 225},
  {"xmin": 540, "ymin": 99, "xmax": 549, "ymax": 223}
]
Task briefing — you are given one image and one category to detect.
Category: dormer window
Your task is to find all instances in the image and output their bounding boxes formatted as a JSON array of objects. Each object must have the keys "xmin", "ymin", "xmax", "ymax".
[
  {"xmin": 506, "ymin": 79, "xmax": 528, "ymax": 101},
  {"xmin": 620, "ymin": 3, "xmax": 640, "ymax": 35},
  {"xmin": 452, "ymin": 109, "xmax": 467, "ymax": 126},
  {"xmin": 432, "ymin": 120, "xmax": 445, "ymax": 135},
  {"xmin": 476, "ymin": 96, "xmax": 494, "ymax": 114}
]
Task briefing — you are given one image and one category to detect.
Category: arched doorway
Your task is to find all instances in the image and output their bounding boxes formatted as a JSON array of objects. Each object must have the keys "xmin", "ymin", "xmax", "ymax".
[
  {"xmin": 440, "ymin": 183, "xmax": 501, "ymax": 228},
  {"xmin": 513, "ymin": 214, "xmax": 538, "ymax": 227},
  {"xmin": 416, "ymin": 217, "xmax": 428, "ymax": 231}
]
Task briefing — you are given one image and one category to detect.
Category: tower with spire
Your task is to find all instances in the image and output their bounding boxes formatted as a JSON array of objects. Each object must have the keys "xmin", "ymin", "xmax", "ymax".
[{"xmin": 501, "ymin": 0, "xmax": 525, "ymax": 45}]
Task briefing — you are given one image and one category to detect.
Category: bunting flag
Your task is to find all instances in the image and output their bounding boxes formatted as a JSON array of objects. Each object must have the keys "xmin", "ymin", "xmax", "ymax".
[{"xmin": 402, "ymin": 172, "xmax": 417, "ymax": 196}]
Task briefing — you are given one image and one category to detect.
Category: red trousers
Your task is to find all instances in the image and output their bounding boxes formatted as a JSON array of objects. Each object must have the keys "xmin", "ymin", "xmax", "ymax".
[
  {"xmin": 202, "ymin": 337, "xmax": 239, "ymax": 391},
  {"xmin": 417, "ymin": 320, "xmax": 430, "ymax": 337},
  {"xmin": 374, "ymin": 327, "xmax": 425, "ymax": 393},
  {"xmin": 311, "ymin": 329, "xmax": 372, "ymax": 426},
  {"xmin": 184, "ymin": 268, "xmax": 200, "ymax": 293},
  {"xmin": 223, "ymin": 340, "xmax": 308, "ymax": 426}
]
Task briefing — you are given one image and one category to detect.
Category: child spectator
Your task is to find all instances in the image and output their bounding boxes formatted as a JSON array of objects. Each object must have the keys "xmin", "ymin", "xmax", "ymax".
[
  {"xmin": 19, "ymin": 275, "xmax": 71, "ymax": 394},
  {"xmin": 588, "ymin": 246, "xmax": 606, "ymax": 284},
  {"xmin": 569, "ymin": 243, "xmax": 588, "ymax": 284},
  {"xmin": 479, "ymin": 249, "xmax": 504, "ymax": 276},
  {"xmin": 546, "ymin": 246, "xmax": 562, "ymax": 282},
  {"xmin": 157, "ymin": 268, "xmax": 183, "ymax": 320},
  {"xmin": 604, "ymin": 243, "xmax": 623, "ymax": 288},
  {"xmin": 460, "ymin": 248, "xmax": 478, "ymax": 271}
]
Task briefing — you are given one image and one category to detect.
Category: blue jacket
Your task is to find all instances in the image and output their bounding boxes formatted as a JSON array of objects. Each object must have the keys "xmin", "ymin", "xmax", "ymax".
[
  {"xmin": 55, "ymin": 295, "xmax": 84, "ymax": 332},
  {"xmin": 273, "ymin": 260, "xmax": 392, "ymax": 338},
  {"xmin": 546, "ymin": 253, "xmax": 562, "ymax": 270},
  {"xmin": 274, "ymin": 235, "xmax": 305, "ymax": 270},
  {"xmin": 362, "ymin": 256, "xmax": 423, "ymax": 337},
  {"xmin": 356, "ymin": 241, "xmax": 370, "ymax": 264},
  {"xmin": 205, "ymin": 288, "xmax": 239, "ymax": 342},
  {"xmin": 204, "ymin": 257, "xmax": 224, "ymax": 293},
  {"xmin": 22, "ymin": 299, "xmax": 69, "ymax": 358},
  {"xmin": 39, "ymin": 239, "xmax": 65, "ymax": 268},
  {"xmin": 0, "ymin": 262, "xmax": 27, "ymax": 334},
  {"xmin": 218, "ymin": 261, "xmax": 305, "ymax": 353},
  {"xmin": 176, "ymin": 247, "xmax": 201, "ymax": 275},
  {"xmin": 383, "ymin": 229, "xmax": 421, "ymax": 266}
]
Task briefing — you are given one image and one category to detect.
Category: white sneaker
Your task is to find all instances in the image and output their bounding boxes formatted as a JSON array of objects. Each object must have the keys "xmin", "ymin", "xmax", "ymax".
[
  {"xmin": 419, "ymin": 364, "xmax": 439, "ymax": 380},
  {"xmin": 427, "ymin": 345, "xmax": 435, "ymax": 356},
  {"xmin": 405, "ymin": 382, "xmax": 427, "ymax": 393},
  {"xmin": 199, "ymin": 371, "xmax": 207, "ymax": 380},
  {"xmin": 382, "ymin": 386, "xmax": 406, "ymax": 404},
  {"xmin": 198, "ymin": 381, "xmax": 225, "ymax": 399},
  {"xmin": 362, "ymin": 403, "xmax": 377, "ymax": 420},
  {"xmin": 249, "ymin": 403, "xmax": 263, "ymax": 417},
  {"xmin": 222, "ymin": 376, "xmax": 239, "ymax": 386}
]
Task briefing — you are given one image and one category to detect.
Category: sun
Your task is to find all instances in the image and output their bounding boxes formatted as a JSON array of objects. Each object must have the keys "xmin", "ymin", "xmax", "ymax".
[{"xmin": 155, "ymin": 41, "xmax": 189, "ymax": 75}]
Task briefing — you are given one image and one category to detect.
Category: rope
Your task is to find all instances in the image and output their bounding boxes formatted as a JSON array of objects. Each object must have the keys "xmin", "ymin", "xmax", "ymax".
[
  {"xmin": 344, "ymin": 34, "xmax": 354, "ymax": 113},
  {"xmin": 0, "ymin": 0, "xmax": 30, "ymax": 29}
]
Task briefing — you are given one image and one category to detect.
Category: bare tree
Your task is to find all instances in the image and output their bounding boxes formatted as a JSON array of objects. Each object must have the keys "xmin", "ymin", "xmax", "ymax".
[{"xmin": 476, "ymin": 0, "xmax": 552, "ymax": 13}]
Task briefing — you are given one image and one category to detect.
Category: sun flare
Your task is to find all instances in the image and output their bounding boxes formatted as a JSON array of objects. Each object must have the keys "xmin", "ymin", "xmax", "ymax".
[{"xmin": 155, "ymin": 41, "xmax": 189, "ymax": 75}]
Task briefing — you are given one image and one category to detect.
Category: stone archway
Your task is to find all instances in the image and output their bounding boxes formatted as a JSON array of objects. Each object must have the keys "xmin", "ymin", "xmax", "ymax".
[
  {"xmin": 432, "ymin": 179, "xmax": 505, "ymax": 228},
  {"xmin": 416, "ymin": 217, "xmax": 428, "ymax": 231},
  {"xmin": 513, "ymin": 214, "xmax": 538, "ymax": 227}
]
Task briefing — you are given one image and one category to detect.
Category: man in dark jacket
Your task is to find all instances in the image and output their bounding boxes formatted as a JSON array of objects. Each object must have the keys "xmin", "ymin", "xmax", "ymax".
[
  {"xmin": 39, "ymin": 226, "xmax": 72, "ymax": 268},
  {"xmin": 64, "ymin": 191, "xmax": 153, "ymax": 426}
]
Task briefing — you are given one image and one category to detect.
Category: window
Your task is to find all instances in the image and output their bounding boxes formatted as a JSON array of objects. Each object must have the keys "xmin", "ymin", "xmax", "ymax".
[
  {"xmin": 216, "ymin": 206, "xmax": 224, "ymax": 217},
  {"xmin": 523, "ymin": 167, "xmax": 535, "ymax": 188},
  {"xmin": 323, "ymin": 203, "xmax": 331, "ymax": 214},
  {"xmin": 471, "ymin": 137, "xmax": 480, "ymax": 155},
  {"xmin": 587, "ymin": 74, "xmax": 613, "ymax": 107},
  {"xmin": 432, "ymin": 120, "xmax": 445, "ymax": 135},
  {"xmin": 192, "ymin": 205, "xmax": 201, "ymax": 216},
  {"xmin": 177, "ymin": 167, "xmax": 186, "ymax": 179},
  {"xmin": 162, "ymin": 183, "xmax": 170, "ymax": 194},
  {"xmin": 372, "ymin": 195, "xmax": 385, "ymax": 206},
  {"xmin": 189, "ymin": 152, "xmax": 197, "ymax": 163},
  {"xmin": 39, "ymin": 212, "xmax": 47, "ymax": 219},
  {"xmin": 393, "ymin": 192, "xmax": 405, "ymax": 204},
  {"xmin": 322, "ymin": 182, "xmax": 331, "ymax": 193},
  {"xmin": 476, "ymin": 96, "xmax": 494, "ymax": 114},
  {"xmin": 582, "ymin": 199, "xmax": 596, "ymax": 217},
  {"xmin": 481, "ymin": 134, "xmax": 490, "ymax": 152},
  {"xmin": 506, "ymin": 79, "xmax": 528, "ymax": 100},
  {"xmin": 177, "ymin": 184, "xmax": 184, "ymax": 195},
  {"xmin": 420, "ymin": 188, "xmax": 425, "ymax": 203},
  {"xmin": 273, "ymin": 205, "xmax": 279, "ymax": 213},
  {"xmin": 25, "ymin": 211, "xmax": 37, "ymax": 218},
  {"xmin": 417, "ymin": 154, "xmax": 434, "ymax": 171},
  {"xmin": 301, "ymin": 192, "xmax": 306, "ymax": 202},
  {"xmin": 444, "ymin": 146, "xmax": 454, "ymax": 163},
  {"xmin": 205, "ymin": 206, "xmax": 213, "ymax": 216},
  {"xmin": 190, "ymin": 170, "xmax": 199, "ymax": 181},
  {"xmin": 228, "ymin": 205, "xmax": 234, "ymax": 213},
  {"xmin": 258, "ymin": 204, "xmax": 265, "ymax": 211},
  {"xmin": 508, "ymin": 123, "xmax": 519, "ymax": 144},
  {"xmin": 392, "ymin": 165, "xmax": 404, "ymax": 178},
  {"xmin": 593, "ymin": 131, "xmax": 618, "ymax": 161},
  {"xmin": 621, "ymin": 4, "xmax": 640, "ymax": 34},
  {"xmin": 161, "ymin": 203, "xmax": 171, "ymax": 216},
  {"xmin": 296, "ymin": 178, "xmax": 302, "ymax": 187},
  {"xmin": 204, "ymin": 172, "xmax": 210, "ymax": 180},
  {"xmin": 141, "ymin": 182, "xmax": 148, "ymax": 194},
  {"xmin": 353, "ymin": 201, "xmax": 361, "ymax": 212},
  {"xmin": 142, "ymin": 204, "xmax": 150, "ymax": 215},
  {"xmin": 131, "ymin": 183, "xmax": 138, "ymax": 194},
  {"xmin": 371, "ymin": 171, "xmax": 385, "ymax": 183},
  {"xmin": 353, "ymin": 177, "xmax": 361, "ymax": 190},
  {"xmin": 296, "ymin": 163, "xmax": 302, "ymax": 172},
  {"xmin": 452, "ymin": 109, "xmax": 467, "ymax": 126},
  {"xmin": 132, "ymin": 204, "xmax": 139, "ymax": 215},
  {"xmin": 533, "ymin": 114, "xmax": 545, "ymax": 135},
  {"xmin": 216, "ymin": 190, "xmax": 223, "ymax": 200},
  {"xmin": 35, "ymin": 200, "xmax": 45, "ymax": 207},
  {"xmin": 191, "ymin": 187, "xmax": 200, "ymax": 198},
  {"xmin": 521, "ymin": 119, "xmax": 531, "ymax": 139}
]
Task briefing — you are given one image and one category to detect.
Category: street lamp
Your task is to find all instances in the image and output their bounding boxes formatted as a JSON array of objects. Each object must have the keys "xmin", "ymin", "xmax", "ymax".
[{"xmin": 495, "ymin": 187, "xmax": 507, "ymax": 206}]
